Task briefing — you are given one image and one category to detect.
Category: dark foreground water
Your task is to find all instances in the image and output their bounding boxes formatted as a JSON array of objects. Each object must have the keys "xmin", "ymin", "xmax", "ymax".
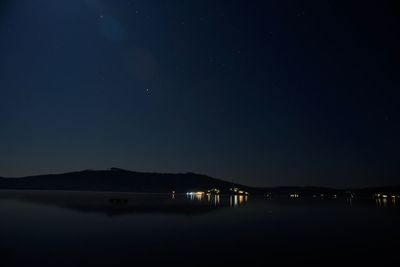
[{"xmin": 0, "ymin": 190, "xmax": 399, "ymax": 266}]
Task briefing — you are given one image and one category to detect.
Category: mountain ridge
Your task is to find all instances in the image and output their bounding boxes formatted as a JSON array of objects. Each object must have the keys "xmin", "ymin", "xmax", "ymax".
[
  {"xmin": 0, "ymin": 168, "xmax": 247, "ymax": 193},
  {"xmin": 1, "ymin": 168, "xmax": 399, "ymax": 197}
]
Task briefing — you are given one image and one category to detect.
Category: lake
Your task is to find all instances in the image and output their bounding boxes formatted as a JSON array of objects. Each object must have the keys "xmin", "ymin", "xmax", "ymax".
[{"xmin": 0, "ymin": 190, "xmax": 398, "ymax": 266}]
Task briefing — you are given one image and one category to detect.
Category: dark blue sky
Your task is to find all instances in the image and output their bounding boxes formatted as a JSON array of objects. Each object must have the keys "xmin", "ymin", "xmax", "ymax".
[{"xmin": 0, "ymin": 0, "xmax": 399, "ymax": 187}]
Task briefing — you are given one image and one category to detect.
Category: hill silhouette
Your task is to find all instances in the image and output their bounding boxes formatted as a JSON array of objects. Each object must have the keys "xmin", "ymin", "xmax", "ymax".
[
  {"xmin": 0, "ymin": 168, "xmax": 399, "ymax": 197},
  {"xmin": 0, "ymin": 168, "xmax": 246, "ymax": 193}
]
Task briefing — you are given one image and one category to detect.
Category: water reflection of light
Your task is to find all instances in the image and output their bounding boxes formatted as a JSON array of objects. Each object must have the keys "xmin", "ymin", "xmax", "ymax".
[
  {"xmin": 229, "ymin": 195, "xmax": 248, "ymax": 207},
  {"xmin": 376, "ymin": 198, "xmax": 381, "ymax": 207},
  {"xmin": 186, "ymin": 192, "xmax": 205, "ymax": 201},
  {"xmin": 215, "ymin": 195, "xmax": 220, "ymax": 205},
  {"xmin": 347, "ymin": 197, "xmax": 353, "ymax": 206},
  {"xmin": 205, "ymin": 195, "xmax": 221, "ymax": 205},
  {"xmin": 239, "ymin": 195, "xmax": 245, "ymax": 205},
  {"xmin": 186, "ymin": 192, "xmax": 248, "ymax": 207},
  {"xmin": 374, "ymin": 193, "xmax": 398, "ymax": 208}
]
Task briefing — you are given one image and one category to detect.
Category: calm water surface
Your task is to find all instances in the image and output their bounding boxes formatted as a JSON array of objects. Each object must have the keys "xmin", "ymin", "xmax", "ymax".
[{"xmin": 0, "ymin": 190, "xmax": 399, "ymax": 266}]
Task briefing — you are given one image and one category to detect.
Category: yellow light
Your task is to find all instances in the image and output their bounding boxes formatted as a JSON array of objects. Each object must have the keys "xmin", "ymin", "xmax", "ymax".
[{"xmin": 238, "ymin": 195, "xmax": 244, "ymax": 204}]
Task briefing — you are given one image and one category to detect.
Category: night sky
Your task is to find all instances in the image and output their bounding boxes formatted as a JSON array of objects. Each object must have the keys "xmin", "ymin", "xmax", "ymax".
[{"xmin": 0, "ymin": 0, "xmax": 399, "ymax": 187}]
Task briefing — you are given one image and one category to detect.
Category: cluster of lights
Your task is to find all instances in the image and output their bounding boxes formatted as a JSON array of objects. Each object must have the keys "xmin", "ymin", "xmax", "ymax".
[
  {"xmin": 229, "ymin": 188, "xmax": 250, "ymax": 195},
  {"xmin": 186, "ymin": 191, "xmax": 224, "ymax": 204},
  {"xmin": 186, "ymin": 192, "xmax": 205, "ymax": 196},
  {"xmin": 265, "ymin": 193, "xmax": 346, "ymax": 199},
  {"xmin": 345, "ymin": 191, "xmax": 355, "ymax": 198},
  {"xmin": 207, "ymin": 188, "xmax": 221, "ymax": 194},
  {"xmin": 186, "ymin": 190, "xmax": 222, "ymax": 196},
  {"xmin": 186, "ymin": 192, "xmax": 205, "ymax": 201},
  {"xmin": 375, "ymin": 194, "xmax": 399, "ymax": 199}
]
